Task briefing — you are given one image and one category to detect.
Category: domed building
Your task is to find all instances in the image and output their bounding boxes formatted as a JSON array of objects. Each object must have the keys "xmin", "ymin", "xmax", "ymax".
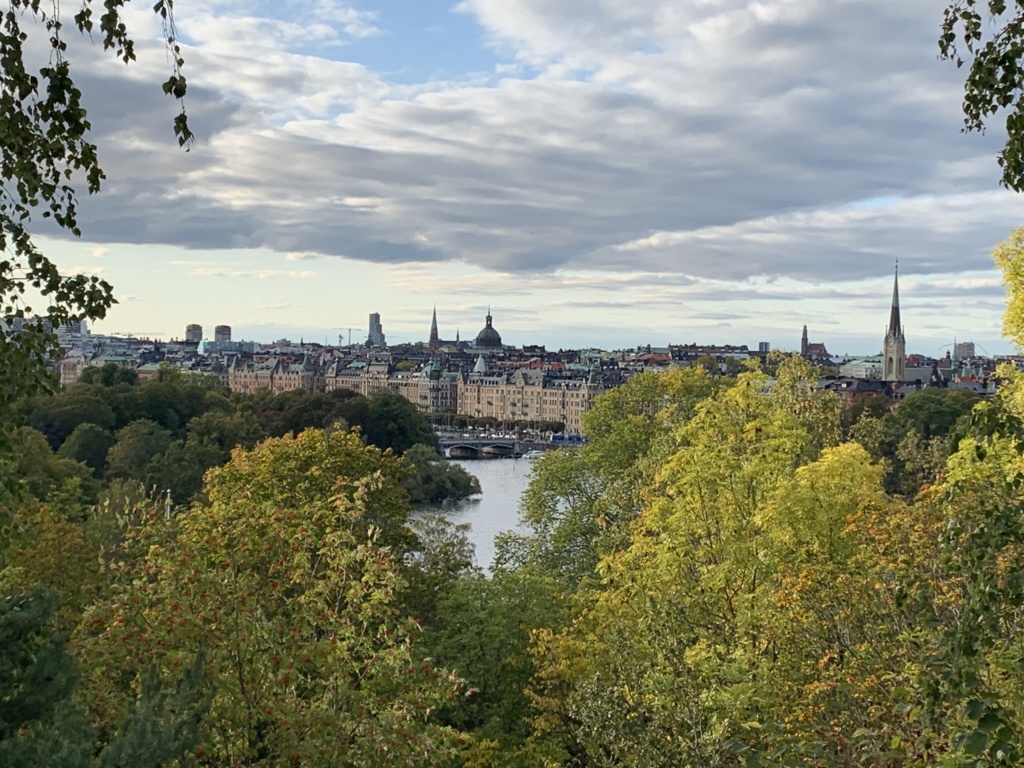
[{"xmin": 474, "ymin": 309, "xmax": 503, "ymax": 353}]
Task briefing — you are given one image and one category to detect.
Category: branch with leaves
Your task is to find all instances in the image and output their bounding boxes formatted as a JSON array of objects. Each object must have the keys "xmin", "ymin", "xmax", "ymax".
[
  {"xmin": 940, "ymin": 1, "xmax": 1024, "ymax": 190},
  {"xmin": 0, "ymin": 0, "xmax": 191, "ymax": 528}
]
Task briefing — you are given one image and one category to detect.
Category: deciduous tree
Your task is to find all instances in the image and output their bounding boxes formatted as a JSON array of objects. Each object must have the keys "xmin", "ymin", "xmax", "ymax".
[{"xmin": 78, "ymin": 445, "xmax": 465, "ymax": 766}]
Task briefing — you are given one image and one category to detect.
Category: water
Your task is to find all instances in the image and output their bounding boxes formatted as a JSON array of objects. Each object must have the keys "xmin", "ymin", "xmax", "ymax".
[{"xmin": 419, "ymin": 458, "xmax": 534, "ymax": 570}]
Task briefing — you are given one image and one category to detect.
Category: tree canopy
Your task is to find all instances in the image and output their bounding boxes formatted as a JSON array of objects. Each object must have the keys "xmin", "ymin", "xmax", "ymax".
[
  {"xmin": 0, "ymin": 0, "xmax": 191, "ymax": 533},
  {"xmin": 941, "ymin": 1, "xmax": 1024, "ymax": 190}
]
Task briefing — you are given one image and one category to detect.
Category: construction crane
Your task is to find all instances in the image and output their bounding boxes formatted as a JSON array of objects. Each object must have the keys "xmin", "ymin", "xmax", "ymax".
[
  {"xmin": 109, "ymin": 331, "xmax": 163, "ymax": 340},
  {"xmin": 332, "ymin": 327, "xmax": 362, "ymax": 347}
]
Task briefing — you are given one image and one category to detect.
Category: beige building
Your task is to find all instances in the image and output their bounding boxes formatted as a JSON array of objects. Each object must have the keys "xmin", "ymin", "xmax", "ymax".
[
  {"xmin": 229, "ymin": 354, "xmax": 604, "ymax": 434},
  {"xmin": 228, "ymin": 356, "xmax": 320, "ymax": 395},
  {"xmin": 457, "ymin": 367, "xmax": 603, "ymax": 432}
]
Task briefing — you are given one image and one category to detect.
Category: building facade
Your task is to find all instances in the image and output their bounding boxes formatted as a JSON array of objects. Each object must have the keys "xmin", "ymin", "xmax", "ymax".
[{"xmin": 367, "ymin": 313, "xmax": 386, "ymax": 348}]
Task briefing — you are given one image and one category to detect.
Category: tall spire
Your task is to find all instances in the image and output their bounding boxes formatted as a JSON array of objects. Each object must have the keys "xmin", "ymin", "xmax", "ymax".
[
  {"xmin": 429, "ymin": 305, "xmax": 439, "ymax": 348},
  {"xmin": 887, "ymin": 260, "xmax": 902, "ymax": 337}
]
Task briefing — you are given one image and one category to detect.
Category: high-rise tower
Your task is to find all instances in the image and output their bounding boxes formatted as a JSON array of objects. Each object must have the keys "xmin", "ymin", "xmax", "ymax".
[
  {"xmin": 367, "ymin": 312, "xmax": 386, "ymax": 348},
  {"xmin": 429, "ymin": 306, "xmax": 439, "ymax": 349},
  {"xmin": 883, "ymin": 263, "xmax": 905, "ymax": 382}
]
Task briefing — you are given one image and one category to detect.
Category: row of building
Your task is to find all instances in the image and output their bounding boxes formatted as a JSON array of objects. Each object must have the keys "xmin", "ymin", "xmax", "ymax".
[{"xmin": 26, "ymin": 272, "xmax": 1016, "ymax": 434}]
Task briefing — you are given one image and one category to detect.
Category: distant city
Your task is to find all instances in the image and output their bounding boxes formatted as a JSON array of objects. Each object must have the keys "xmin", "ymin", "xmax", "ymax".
[{"xmin": 13, "ymin": 269, "xmax": 1010, "ymax": 435}]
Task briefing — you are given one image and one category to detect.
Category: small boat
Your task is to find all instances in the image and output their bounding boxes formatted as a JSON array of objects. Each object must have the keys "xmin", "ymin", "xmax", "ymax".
[{"xmin": 523, "ymin": 449, "xmax": 544, "ymax": 459}]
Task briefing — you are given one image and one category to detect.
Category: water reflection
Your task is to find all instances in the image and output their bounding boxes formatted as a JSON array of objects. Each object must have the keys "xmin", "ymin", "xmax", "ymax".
[{"xmin": 417, "ymin": 458, "xmax": 534, "ymax": 570}]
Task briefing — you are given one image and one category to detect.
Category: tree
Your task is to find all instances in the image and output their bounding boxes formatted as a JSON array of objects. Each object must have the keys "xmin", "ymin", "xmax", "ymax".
[
  {"xmin": 202, "ymin": 428, "xmax": 416, "ymax": 555},
  {"xmin": 527, "ymin": 363, "xmax": 845, "ymax": 766},
  {"xmin": 895, "ymin": 387, "xmax": 980, "ymax": 440},
  {"xmin": 23, "ymin": 391, "xmax": 116, "ymax": 450},
  {"xmin": 424, "ymin": 568, "xmax": 568, "ymax": 766},
  {"xmin": 363, "ymin": 390, "xmax": 437, "ymax": 455},
  {"xmin": 0, "ymin": 0, "xmax": 192, "ymax": 519},
  {"xmin": 78, "ymin": 363, "xmax": 139, "ymax": 388},
  {"xmin": 57, "ymin": 423, "xmax": 114, "ymax": 477},
  {"xmin": 401, "ymin": 444, "xmax": 480, "ymax": 504},
  {"xmin": 0, "ymin": 590, "xmax": 205, "ymax": 768},
  {"xmin": 11, "ymin": 426, "xmax": 96, "ymax": 510},
  {"xmin": 145, "ymin": 437, "xmax": 223, "ymax": 505},
  {"xmin": 104, "ymin": 419, "xmax": 174, "ymax": 485},
  {"xmin": 940, "ymin": 2, "xmax": 1024, "ymax": 190},
  {"xmin": 78, "ymin": 455, "xmax": 465, "ymax": 766}
]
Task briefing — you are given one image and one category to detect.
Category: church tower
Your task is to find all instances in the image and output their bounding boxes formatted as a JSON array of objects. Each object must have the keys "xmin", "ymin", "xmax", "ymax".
[
  {"xmin": 801, "ymin": 325, "xmax": 809, "ymax": 356},
  {"xmin": 429, "ymin": 306, "xmax": 439, "ymax": 349},
  {"xmin": 883, "ymin": 264, "xmax": 905, "ymax": 382}
]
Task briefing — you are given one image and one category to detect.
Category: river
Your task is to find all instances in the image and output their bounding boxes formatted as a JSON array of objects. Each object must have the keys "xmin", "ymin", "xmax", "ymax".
[{"xmin": 419, "ymin": 458, "xmax": 534, "ymax": 570}]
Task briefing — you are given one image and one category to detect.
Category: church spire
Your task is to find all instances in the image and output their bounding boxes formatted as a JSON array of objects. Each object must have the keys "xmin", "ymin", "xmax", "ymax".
[
  {"xmin": 883, "ymin": 260, "xmax": 906, "ymax": 382},
  {"xmin": 887, "ymin": 261, "xmax": 902, "ymax": 338},
  {"xmin": 429, "ymin": 305, "xmax": 439, "ymax": 348}
]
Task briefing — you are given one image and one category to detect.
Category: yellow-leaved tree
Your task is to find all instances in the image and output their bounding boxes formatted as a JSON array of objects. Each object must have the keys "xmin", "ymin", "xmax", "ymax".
[{"xmin": 77, "ymin": 429, "xmax": 466, "ymax": 767}]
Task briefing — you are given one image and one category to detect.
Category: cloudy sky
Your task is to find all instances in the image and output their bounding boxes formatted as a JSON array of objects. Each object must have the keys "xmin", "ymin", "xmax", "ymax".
[{"xmin": 35, "ymin": 0, "xmax": 1024, "ymax": 354}]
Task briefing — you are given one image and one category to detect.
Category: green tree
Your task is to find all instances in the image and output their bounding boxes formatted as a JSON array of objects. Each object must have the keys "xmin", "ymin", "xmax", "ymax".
[
  {"xmin": 104, "ymin": 419, "xmax": 174, "ymax": 485},
  {"xmin": 527, "ymin": 364, "xmax": 843, "ymax": 766},
  {"xmin": 79, "ymin": 459, "xmax": 464, "ymax": 766},
  {"xmin": 203, "ymin": 428, "xmax": 416, "ymax": 555},
  {"xmin": 425, "ymin": 568, "xmax": 567, "ymax": 766},
  {"xmin": 186, "ymin": 409, "xmax": 266, "ymax": 460},
  {"xmin": 146, "ymin": 437, "xmax": 223, "ymax": 505},
  {"xmin": 0, "ymin": 0, "xmax": 191, "ymax": 524},
  {"xmin": 0, "ymin": 590, "xmax": 205, "ymax": 768},
  {"xmin": 57, "ymin": 423, "xmax": 114, "ymax": 477},
  {"xmin": 940, "ymin": 2, "xmax": 1024, "ymax": 190},
  {"xmin": 500, "ymin": 366, "xmax": 723, "ymax": 583},
  {"xmin": 11, "ymin": 427, "xmax": 96, "ymax": 511},
  {"xmin": 401, "ymin": 444, "xmax": 480, "ymax": 504},
  {"xmin": 839, "ymin": 392, "xmax": 892, "ymax": 435},
  {"xmin": 363, "ymin": 390, "xmax": 437, "ymax": 455},
  {"xmin": 895, "ymin": 387, "xmax": 980, "ymax": 440},
  {"xmin": 78, "ymin": 363, "xmax": 139, "ymax": 388},
  {"xmin": 22, "ymin": 392, "xmax": 116, "ymax": 450}
]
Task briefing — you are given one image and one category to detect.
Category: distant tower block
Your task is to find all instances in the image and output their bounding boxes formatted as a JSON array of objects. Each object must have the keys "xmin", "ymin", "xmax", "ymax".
[
  {"xmin": 367, "ymin": 312, "xmax": 386, "ymax": 348},
  {"xmin": 955, "ymin": 341, "xmax": 976, "ymax": 359},
  {"xmin": 185, "ymin": 324, "xmax": 203, "ymax": 343},
  {"xmin": 214, "ymin": 325, "xmax": 232, "ymax": 344},
  {"xmin": 883, "ymin": 264, "xmax": 906, "ymax": 382},
  {"xmin": 758, "ymin": 341, "xmax": 770, "ymax": 353}
]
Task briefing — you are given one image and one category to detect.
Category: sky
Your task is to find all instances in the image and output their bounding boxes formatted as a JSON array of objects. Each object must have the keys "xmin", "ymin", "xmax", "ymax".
[{"xmin": 29, "ymin": 0, "xmax": 1024, "ymax": 355}]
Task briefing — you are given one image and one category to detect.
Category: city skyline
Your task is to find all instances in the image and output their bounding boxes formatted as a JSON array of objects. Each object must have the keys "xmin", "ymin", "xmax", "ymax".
[{"xmin": 29, "ymin": 1, "xmax": 1024, "ymax": 356}]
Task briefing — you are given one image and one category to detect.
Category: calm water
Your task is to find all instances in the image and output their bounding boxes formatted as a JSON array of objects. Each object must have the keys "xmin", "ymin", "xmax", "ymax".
[{"xmin": 420, "ymin": 458, "xmax": 534, "ymax": 570}]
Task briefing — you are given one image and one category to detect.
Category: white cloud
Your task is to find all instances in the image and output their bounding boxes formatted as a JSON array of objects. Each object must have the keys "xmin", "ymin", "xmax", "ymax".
[{"xmin": 38, "ymin": 0, "xmax": 1024, "ymax": 353}]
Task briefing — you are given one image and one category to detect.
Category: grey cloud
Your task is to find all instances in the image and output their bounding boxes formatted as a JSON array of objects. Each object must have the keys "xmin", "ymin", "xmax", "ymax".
[{"xmin": 32, "ymin": 1, "xmax": 1024, "ymax": 285}]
